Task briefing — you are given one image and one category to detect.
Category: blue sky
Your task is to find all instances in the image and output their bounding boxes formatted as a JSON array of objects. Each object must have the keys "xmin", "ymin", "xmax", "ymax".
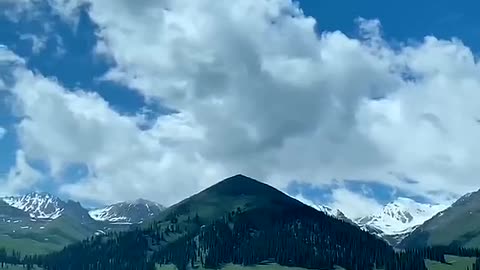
[
  {"xmin": 302, "ymin": 0, "xmax": 480, "ymax": 49},
  {"xmin": 0, "ymin": 0, "xmax": 479, "ymax": 215}
]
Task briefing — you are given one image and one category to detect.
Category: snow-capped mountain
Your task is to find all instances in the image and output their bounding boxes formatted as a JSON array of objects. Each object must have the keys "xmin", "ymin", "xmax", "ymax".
[
  {"xmin": 1, "ymin": 192, "xmax": 165, "ymax": 224},
  {"xmin": 2, "ymin": 192, "xmax": 65, "ymax": 219},
  {"xmin": 89, "ymin": 199, "xmax": 165, "ymax": 224},
  {"xmin": 292, "ymin": 193, "xmax": 449, "ymax": 246},
  {"xmin": 355, "ymin": 197, "xmax": 448, "ymax": 245}
]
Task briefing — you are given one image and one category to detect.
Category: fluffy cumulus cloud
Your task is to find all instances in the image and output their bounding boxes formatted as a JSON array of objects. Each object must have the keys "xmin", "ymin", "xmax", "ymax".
[
  {"xmin": 1, "ymin": 0, "xmax": 480, "ymax": 211},
  {"xmin": 0, "ymin": 150, "xmax": 43, "ymax": 196},
  {"xmin": 292, "ymin": 188, "xmax": 383, "ymax": 219},
  {"xmin": 329, "ymin": 189, "xmax": 384, "ymax": 219},
  {"xmin": 1, "ymin": 54, "xmax": 222, "ymax": 204}
]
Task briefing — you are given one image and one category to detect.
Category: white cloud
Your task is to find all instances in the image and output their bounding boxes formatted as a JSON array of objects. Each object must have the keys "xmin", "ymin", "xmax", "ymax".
[
  {"xmin": 2, "ymin": 0, "xmax": 480, "ymax": 215},
  {"xmin": 0, "ymin": 0, "xmax": 40, "ymax": 22},
  {"xmin": 81, "ymin": 1, "xmax": 480, "ymax": 201},
  {"xmin": 291, "ymin": 187, "xmax": 384, "ymax": 219},
  {"xmin": 0, "ymin": 127, "xmax": 6, "ymax": 139},
  {"xmin": 86, "ymin": 1, "xmax": 400, "ymax": 188},
  {"xmin": 0, "ymin": 45, "xmax": 24, "ymax": 65},
  {"xmin": 4, "ymin": 61, "xmax": 223, "ymax": 205},
  {"xmin": 0, "ymin": 150, "xmax": 43, "ymax": 196},
  {"xmin": 329, "ymin": 189, "xmax": 384, "ymax": 219},
  {"xmin": 0, "ymin": 0, "xmax": 85, "ymax": 24}
]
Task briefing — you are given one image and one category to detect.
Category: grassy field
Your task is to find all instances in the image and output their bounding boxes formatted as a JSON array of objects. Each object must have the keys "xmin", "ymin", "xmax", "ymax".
[
  {"xmin": 156, "ymin": 263, "xmax": 346, "ymax": 270},
  {"xmin": 154, "ymin": 256, "xmax": 479, "ymax": 270},
  {"xmin": 426, "ymin": 255, "xmax": 476, "ymax": 270},
  {"xmin": 0, "ymin": 217, "xmax": 91, "ymax": 255},
  {"xmin": 2, "ymin": 264, "xmax": 43, "ymax": 270},
  {"xmin": 0, "ymin": 214, "xmax": 131, "ymax": 255},
  {"xmin": 3, "ymin": 255, "xmax": 474, "ymax": 270},
  {"xmin": 0, "ymin": 235, "xmax": 63, "ymax": 255}
]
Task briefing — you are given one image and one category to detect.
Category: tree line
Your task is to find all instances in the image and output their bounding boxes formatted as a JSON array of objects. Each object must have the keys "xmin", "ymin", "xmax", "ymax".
[{"xmin": 0, "ymin": 247, "xmax": 37, "ymax": 269}]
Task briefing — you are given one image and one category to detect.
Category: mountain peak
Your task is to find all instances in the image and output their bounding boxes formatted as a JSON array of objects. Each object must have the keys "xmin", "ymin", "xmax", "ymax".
[
  {"xmin": 222, "ymin": 174, "xmax": 261, "ymax": 184},
  {"xmin": 204, "ymin": 174, "xmax": 279, "ymax": 198},
  {"xmin": 230, "ymin": 174, "xmax": 249, "ymax": 178},
  {"xmin": 25, "ymin": 191, "xmax": 53, "ymax": 197},
  {"xmin": 128, "ymin": 198, "xmax": 160, "ymax": 206},
  {"xmin": 157, "ymin": 174, "xmax": 306, "ymax": 227},
  {"xmin": 356, "ymin": 197, "xmax": 448, "ymax": 245},
  {"xmin": 2, "ymin": 192, "xmax": 65, "ymax": 219},
  {"xmin": 89, "ymin": 199, "xmax": 165, "ymax": 224}
]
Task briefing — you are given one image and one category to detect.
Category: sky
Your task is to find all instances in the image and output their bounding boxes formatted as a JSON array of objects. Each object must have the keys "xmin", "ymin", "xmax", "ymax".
[{"xmin": 1, "ymin": 0, "xmax": 480, "ymax": 218}]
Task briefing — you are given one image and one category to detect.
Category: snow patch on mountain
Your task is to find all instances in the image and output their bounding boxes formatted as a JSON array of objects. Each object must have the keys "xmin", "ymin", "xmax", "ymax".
[
  {"xmin": 89, "ymin": 206, "xmax": 129, "ymax": 223},
  {"xmin": 2, "ymin": 192, "xmax": 64, "ymax": 219},
  {"xmin": 355, "ymin": 197, "xmax": 448, "ymax": 236}
]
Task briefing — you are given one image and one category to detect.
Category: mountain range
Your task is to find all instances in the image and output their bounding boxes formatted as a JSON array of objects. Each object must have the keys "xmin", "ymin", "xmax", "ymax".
[
  {"xmin": 34, "ymin": 175, "xmax": 401, "ymax": 270},
  {"xmin": 0, "ymin": 174, "xmax": 479, "ymax": 270},
  {"xmin": 0, "ymin": 179, "xmax": 478, "ymax": 256},
  {"xmin": 0, "ymin": 192, "xmax": 164, "ymax": 254}
]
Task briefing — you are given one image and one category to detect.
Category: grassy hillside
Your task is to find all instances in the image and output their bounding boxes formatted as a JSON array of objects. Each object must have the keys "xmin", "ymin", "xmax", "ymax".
[
  {"xmin": 0, "ymin": 214, "xmax": 101, "ymax": 254},
  {"xmin": 426, "ymin": 255, "xmax": 476, "ymax": 270},
  {"xmin": 0, "ymin": 219, "xmax": 75, "ymax": 254},
  {"xmin": 0, "ymin": 213, "xmax": 131, "ymax": 254}
]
